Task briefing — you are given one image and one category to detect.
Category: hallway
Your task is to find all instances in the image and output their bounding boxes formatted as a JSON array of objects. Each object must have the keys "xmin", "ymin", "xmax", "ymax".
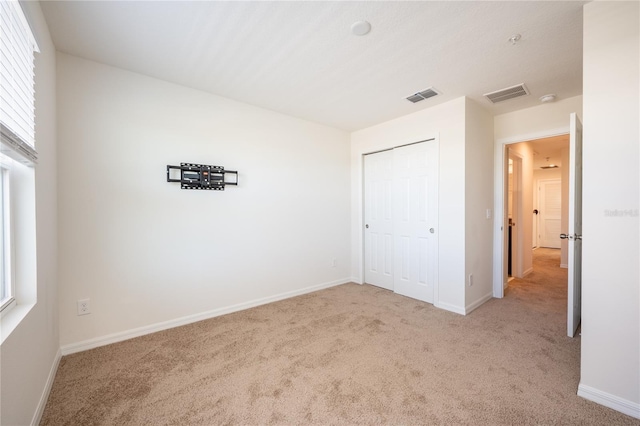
[{"xmin": 505, "ymin": 247, "xmax": 568, "ymax": 318}]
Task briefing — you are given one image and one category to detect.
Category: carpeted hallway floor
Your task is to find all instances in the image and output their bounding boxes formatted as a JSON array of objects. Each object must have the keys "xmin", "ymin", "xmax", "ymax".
[{"xmin": 40, "ymin": 248, "xmax": 639, "ymax": 425}]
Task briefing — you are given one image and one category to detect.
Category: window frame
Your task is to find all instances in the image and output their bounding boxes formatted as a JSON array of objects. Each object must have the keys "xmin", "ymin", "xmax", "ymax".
[{"xmin": 0, "ymin": 161, "xmax": 15, "ymax": 315}]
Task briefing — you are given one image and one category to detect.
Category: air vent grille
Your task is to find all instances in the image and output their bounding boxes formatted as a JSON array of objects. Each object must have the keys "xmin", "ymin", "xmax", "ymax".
[
  {"xmin": 484, "ymin": 83, "xmax": 529, "ymax": 104},
  {"xmin": 406, "ymin": 87, "xmax": 440, "ymax": 103}
]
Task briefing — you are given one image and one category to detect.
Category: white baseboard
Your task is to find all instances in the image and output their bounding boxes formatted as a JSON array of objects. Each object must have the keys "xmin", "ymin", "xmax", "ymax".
[
  {"xmin": 560, "ymin": 263, "xmax": 568, "ymax": 269},
  {"xmin": 31, "ymin": 348, "xmax": 62, "ymax": 426},
  {"xmin": 578, "ymin": 383, "xmax": 640, "ymax": 419},
  {"xmin": 434, "ymin": 300, "xmax": 465, "ymax": 315},
  {"xmin": 522, "ymin": 267, "xmax": 534, "ymax": 277},
  {"xmin": 465, "ymin": 292, "xmax": 493, "ymax": 315},
  {"xmin": 61, "ymin": 278, "xmax": 350, "ymax": 356}
]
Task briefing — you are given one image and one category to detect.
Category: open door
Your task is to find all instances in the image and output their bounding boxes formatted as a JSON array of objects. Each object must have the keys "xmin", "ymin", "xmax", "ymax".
[{"xmin": 564, "ymin": 113, "xmax": 583, "ymax": 337}]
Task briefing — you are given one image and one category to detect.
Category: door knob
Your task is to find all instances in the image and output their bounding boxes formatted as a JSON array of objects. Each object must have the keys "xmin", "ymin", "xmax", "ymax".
[
  {"xmin": 365, "ymin": 224, "xmax": 369, "ymax": 229},
  {"xmin": 560, "ymin": 233, "xmax": 569, "ymax": 239},
  {"xmin": 429, "ymin": 228, "xmax": 435, "ymax": 234}
]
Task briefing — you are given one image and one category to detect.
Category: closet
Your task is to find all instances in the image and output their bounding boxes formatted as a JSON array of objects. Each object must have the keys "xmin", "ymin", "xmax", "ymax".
[{"xmin": 363, "ymin": 140, "xmax": 439, "ymax": 303}]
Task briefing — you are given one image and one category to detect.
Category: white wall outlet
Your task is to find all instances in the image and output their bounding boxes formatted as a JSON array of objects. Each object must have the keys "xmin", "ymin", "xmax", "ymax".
[
  {"xmin": 77, "ymin": 298, "xmax": 91, "ymax": 316},
  {"xmin": 486, "ymin": 209, "xmax": 492, "ymax": 219},
  {"xmin": 468, "ymin": 274, "xmax": 474, "ymax": 287},
  {"xmin": 331, "ymin": 258, "xmax": 337, "ymax": 268}
]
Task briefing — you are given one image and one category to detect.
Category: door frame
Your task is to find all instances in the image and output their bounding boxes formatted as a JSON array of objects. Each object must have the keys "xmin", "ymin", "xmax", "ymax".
[
  {"xmin": 492, "ymin": 127, "xmax": 569, "ymax": 298},
  {"xmin": 357, "ymin": 135, "xmax": 439, "ymax": 294},
  {"xmin": 507, "ymin": 149, "xmax": 524, "ymax": 280}
]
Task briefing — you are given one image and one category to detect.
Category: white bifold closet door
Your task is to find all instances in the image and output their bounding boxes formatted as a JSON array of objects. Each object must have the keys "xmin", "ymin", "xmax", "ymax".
[
  {"xmin": 364, "ymin": 141, "xmax": 439, "ymax": 304},
  {"xmin": 364, "ymin": 150, "xmax": 394, "ymax": 290}
]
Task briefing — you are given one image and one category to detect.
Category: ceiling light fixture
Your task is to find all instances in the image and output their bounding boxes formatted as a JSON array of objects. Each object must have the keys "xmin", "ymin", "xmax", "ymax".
[
  {"xmin": 541, "ymin": 157, "xmax": 558, "ymax": 169},
  {"xmin": 508, "ymin": 34, "xmax": 521, "ymax": 45},
  {"xmin": 539, "ymin": 94, "xmax": 557, "ymax": 103},
  {"xmin": 351, "ymin": 20, "xmax": 371, "ymax": 36}
]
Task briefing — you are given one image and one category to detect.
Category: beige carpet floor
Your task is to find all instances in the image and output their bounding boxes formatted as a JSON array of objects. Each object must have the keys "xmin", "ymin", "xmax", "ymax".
[{"xmin": 41, "ymin": 248, "xmax": 639, "ymax": 425}]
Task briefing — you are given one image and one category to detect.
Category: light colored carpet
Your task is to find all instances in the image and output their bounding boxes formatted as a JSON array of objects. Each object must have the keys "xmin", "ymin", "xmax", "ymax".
[{"xmin": 41, "ymin": 248, "xmax": 639, "ymax": 425}]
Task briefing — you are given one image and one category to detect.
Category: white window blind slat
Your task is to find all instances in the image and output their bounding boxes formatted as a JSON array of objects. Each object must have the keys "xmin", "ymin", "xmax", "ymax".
[{"xmin": 0, "ymin": 0, "xmax": 37, "ymax": 155}]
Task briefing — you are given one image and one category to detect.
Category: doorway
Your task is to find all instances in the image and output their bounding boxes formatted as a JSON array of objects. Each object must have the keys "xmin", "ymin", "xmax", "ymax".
[
  {"xmin": 363, "ymin": 140, "xmax": 439, "ymax": 304},
  {"xmin": 493, "ymin": 114, "xmax": 582, "ymax": 338},
  {"xmin": 537, "ymin": 179, "xmax": 562, "ymax": 249},
  {"xmin": 498, "ymin": 135, "xmax": 569, "ymax": 290}
]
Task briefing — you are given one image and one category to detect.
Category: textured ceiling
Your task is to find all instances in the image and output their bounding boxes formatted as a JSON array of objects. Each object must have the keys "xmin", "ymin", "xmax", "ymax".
[{"xmin": 40, "ymin": 1, "xmax": 586, "ymax": 131}]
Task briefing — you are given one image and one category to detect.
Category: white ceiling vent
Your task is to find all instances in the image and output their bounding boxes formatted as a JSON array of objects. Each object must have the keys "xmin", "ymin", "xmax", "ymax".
[
  {"xmin": 406, "ymin": 87, "xmax": 440, "ymax": 103},
  {"xmin": 484, "ymin": 83, "xmax": 529, "ymax": 104}
]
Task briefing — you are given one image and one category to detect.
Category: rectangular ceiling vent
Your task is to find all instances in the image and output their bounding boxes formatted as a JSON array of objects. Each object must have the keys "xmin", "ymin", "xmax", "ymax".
[
  {"xmin": 406, "ymin": 87, "xmax": 440, "ymax": 103},
  {"xmin": 484, "ymin": 83, "xmax": 529, "ymax": 104}
]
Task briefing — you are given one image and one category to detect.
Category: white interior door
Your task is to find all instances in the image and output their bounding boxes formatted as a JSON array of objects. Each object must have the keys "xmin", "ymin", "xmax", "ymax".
[
  {"xmin": 539, "ymin": 179, "xmax": 562, "ymax": 248},
  {"xmin": 364, "ymin": 150, "xmax": 394, "ymax": 290},
  {"xmin": 393, "ymin": 142, "xmax": 438, "ymax": 303},
  {"xmin": 566, "ymin": 113, "xmax": 583, "ymax": 337}
]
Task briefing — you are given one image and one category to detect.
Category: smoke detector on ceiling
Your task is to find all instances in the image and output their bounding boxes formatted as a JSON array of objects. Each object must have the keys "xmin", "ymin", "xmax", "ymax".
[
  {"xmin": 351, "ymin": 21, "xmax": 371, "ymax": 36},
  {"xmin": 484, "ymin": 83, "xmax": 529, "ymax": 104},
  {"xmin": 406, "ymin": 87, "xmax": 440, "ymax": 103},
  {"xmin": 539, "ymin": 94, "xmax": 556, "ymax": 103}
]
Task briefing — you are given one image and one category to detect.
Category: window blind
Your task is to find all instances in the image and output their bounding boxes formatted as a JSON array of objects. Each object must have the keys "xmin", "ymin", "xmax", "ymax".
[{"xmin": 0, "ymin": 0, "xmax": 38, "ymax": 164}]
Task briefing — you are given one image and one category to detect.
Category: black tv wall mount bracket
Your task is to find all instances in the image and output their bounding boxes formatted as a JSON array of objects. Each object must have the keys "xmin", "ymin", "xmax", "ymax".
[{"xmin": 166, "ymin": 163, "xmax": 238, "ymax": 191}]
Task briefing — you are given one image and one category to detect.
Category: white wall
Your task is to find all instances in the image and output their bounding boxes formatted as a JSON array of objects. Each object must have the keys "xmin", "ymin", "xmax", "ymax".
[
  {"xmin": 57, "ymin": 53, "xmax": 351, "ymax": 349},
  {"xmin": 464, "ymin": 98, "xmax": 494, "ymax": 310},
  {"xmin": 351, "ymin": 96, "xmax": 494, "ymax": 314},
  {"xmin": 494, "ymin": 96, "xmax": 583, "ymax": 144},
  {"xmin": 0, "ymin": 1, "xmax": 59, "ymax": 425},
  {"xmin": 579, "ymin": 1, "xmax": 639, "ymax": 418},
  {"xmin": 492, "ymin": 96, "xmax": 582, "ymax": 296}
]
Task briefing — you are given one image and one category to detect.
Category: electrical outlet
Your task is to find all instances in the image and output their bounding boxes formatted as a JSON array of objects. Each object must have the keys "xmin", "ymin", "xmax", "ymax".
[
  {"xmin": 77, "ymin": 299, "xmax": 90, "ymax": 316},
  {"xmin": 331, "ymin": 258, "xmax": 337, "ymax": 268},
  {"xmin": 468, "ymin": 274, "xmax": 474, "ymax": 287}
]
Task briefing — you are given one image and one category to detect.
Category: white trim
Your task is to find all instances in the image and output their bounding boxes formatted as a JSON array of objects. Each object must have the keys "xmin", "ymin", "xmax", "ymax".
[
  {"xmin": 434, "ymin": 300, "xmax": 465, "ymax": 315},
  {"xmin": 496, "ymin": 127, "xmax": 569, "ymax": 146},
  {"xmin": 352, "ymin": 132, "xmax": 439, "ymax": 287},
  {"xmin": 493, "ymin": 127, "xmax": 571, "ymax": 299},
  {"xmin": 465, "ymin": 292, "xmax": 493, "ymax": 315},
  {"xmin": 358, "ymin": 135, "xmax": 440, "ymax": 303},
  {"xmin": 31, "ymin": 348, "xmax": 62, "ymax": 426},
  {"xmin": 7, "ymin": 0, "xmax": 39, "ymax": 51},
  {"xmin": 560, "ymin": 263, "xmax": 568, "ymax": 269},
  {"xmin": 578, "ymin": 383, "xmax": 640, "ymax": 419},
  {"xmin": 0, "ymin": 302, "xmax": 34, "ymax": 344},
  {"xmin": 61, "ymin": 278, "xmax": 350, "ymax": 355},
  {"xmin": 509, "ymin": 150, "xmax": 524, "ymax": 278},
  {"xmin": 522, "ymin": 267, "xmax": 533, "ymax": 277}
]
